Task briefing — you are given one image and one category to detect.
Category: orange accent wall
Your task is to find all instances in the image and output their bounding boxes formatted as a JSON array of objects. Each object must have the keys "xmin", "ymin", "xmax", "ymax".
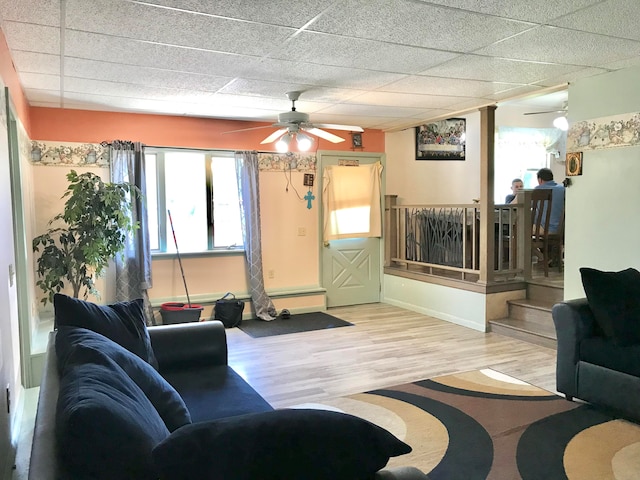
[
  {"xmin": 0, "ymin": 28, "xmax": 30, "ymax": 132},
  {"xmin": 30, "ymin": 107, "xmax": 385, "ymax": 152}
]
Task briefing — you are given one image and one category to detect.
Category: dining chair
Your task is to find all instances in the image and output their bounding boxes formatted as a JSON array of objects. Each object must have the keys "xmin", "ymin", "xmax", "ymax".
[
  {"xmin": 531, "ymin": 189, "xmax": 553, "ymax": 277},
  {"xmin": 547, "ymin": 206, "xmax": 565, "ymax": 273}
]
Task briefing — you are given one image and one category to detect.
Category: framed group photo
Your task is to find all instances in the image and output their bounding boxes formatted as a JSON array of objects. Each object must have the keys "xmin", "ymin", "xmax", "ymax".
[{"xmin": 415, "ymin": 118, "xmax": 466, "ymax": 161}]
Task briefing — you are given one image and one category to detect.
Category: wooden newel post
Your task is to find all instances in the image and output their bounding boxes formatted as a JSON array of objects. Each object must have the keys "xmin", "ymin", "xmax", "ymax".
[{"xmin": 478, "ymin": 105, "xmax": 497, "ymax": 284}]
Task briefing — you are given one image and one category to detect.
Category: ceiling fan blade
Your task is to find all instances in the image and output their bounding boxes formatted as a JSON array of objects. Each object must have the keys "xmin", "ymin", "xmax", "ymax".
[
  {"xmin": 222, "ymin": 125, "xmax": 275, "ymax": 134},
  {"xmin": 312, "ymin": 123, "xmax": 364, "ymax": 132},
  {"xmin": 260, "ymin": 128, "xmax": 288, "ymax": 144},
  {"xmin": 303, "ymin": 127, "xmax": 345, "ymax": 143},
  {"xmin": 523, "ymin": 109, "xmax": 566, "ymax": 115}
]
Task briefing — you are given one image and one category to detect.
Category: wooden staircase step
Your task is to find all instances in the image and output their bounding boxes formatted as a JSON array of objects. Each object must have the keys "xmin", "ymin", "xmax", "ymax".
[
  {"xmin": 527, "ymin": 282, "xmax": 564, "ymax": 304},
  {"xmin": 490, "ymin": 274, "xmax": 563, "ymax": 349},
  {"xmin": 507, "ymin": 298, "xmax": 554, "ymax": 324},
  {"xmin": 489, "ymin": 317, "xmax": 557, "ymax": 349}
]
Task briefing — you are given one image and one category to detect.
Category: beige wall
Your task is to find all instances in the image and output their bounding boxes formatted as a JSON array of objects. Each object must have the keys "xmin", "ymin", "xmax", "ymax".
[
  {"xmin": 150, "ymin": 169, "xmax": 320, "ymax": 303},
  {"xmin": 564, "ymin": 66, "xmax": 640, "ymax": 299},
  {"xmin": 32, "ymin": 164, "xmax": 323, "ymax": 311},
  {"xmin": 32, "ymin": 164, "xmax": 112, "ymax": 311},
  {"xmin": 385, "ymin": 112, "xmax": 481, "ymax": 205}
]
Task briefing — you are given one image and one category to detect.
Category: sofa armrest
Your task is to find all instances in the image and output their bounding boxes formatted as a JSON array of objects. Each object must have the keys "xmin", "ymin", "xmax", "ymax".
[
  {"xmin": 551, "ymin": 298, "xmax": 598, "ymax": 397},
  {"xmin": 149, "ymin": 320, "xmax": 228, "ymax": 371}
]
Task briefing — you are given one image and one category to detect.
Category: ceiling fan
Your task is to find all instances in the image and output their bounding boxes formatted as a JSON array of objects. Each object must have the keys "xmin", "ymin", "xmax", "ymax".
[
  {"xmin": 523, "ymin": 101, "xmax": 568, "ymax": 116},
  {"xmin": 523, "ymin": 102, "xmax": 569, "ymax": 130},
  {"xmin": 225, "ymin": 91, "xmax": 364, "ymax": 152}
]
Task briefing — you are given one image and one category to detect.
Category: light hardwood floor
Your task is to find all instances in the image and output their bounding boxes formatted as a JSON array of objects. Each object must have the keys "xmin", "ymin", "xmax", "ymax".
[
  {"xmin": 226, "ymin": 302, "xmax": 558, "ymax": 409},
  {"xmin": 12, "ymin": 302, "xmax": 559, "ymax": 480}
]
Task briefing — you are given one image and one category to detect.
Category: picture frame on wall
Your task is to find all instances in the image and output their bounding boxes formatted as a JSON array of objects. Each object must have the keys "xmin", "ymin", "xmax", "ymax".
[
  {"xmin": 351, "ymin": 132, "xmax": 363, "ymax": 149},
  {"xmin": 566, "ymin": 152, "xmax": 583, "ymax": 176},
  {"xmin": 415, "ymin": 118, "xmax": 466, "ymax": 161}
]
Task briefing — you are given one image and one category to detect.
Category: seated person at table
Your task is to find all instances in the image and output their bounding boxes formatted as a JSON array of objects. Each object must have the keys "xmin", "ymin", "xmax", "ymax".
[
  {"xmin": 534, "ymin": 168, "xmax": 565, "ymax": 234},
  {"xmin": 505, "ymin": 178, "xmax": 523, "ymax": 204}
]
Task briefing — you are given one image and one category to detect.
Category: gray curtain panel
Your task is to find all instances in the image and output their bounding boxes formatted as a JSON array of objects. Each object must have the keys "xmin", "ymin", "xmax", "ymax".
[
  {"xmin": 235, "ymin": 151, "xmax": 277, "ymax": 321},
  {"xmin": 109, "ymin": 140, "xmax": 155, "ymax": 325}
]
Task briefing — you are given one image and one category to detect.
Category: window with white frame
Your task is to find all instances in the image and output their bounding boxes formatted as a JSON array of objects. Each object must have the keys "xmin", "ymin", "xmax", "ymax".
[{"xmin": 145, "ymin": 149, "xmax": 243, "ymax": 253}]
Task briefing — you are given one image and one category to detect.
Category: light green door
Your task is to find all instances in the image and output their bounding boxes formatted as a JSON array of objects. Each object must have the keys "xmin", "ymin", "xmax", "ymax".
[{"xmin": 319, "ymin": 152, "xmax": 384, "ymax": 307}]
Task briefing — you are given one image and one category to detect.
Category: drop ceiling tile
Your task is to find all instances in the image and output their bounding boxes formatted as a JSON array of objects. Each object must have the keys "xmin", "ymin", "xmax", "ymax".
[
  {"xmin": 533, "ymin": 66, "xmax": 612, "ymax": 88},
  {"xmin": 550, "ymin": 0, "xmax": 640, "ymax": 41},
  {"xmin": 195, "ymin": 91, "xmax": 289, "ymax": 114},
  {"xmin": 3, "ymin": 0, "xmax": 614, "ymax": 128},
  {"xmin": 381, "ymin": 75, "xmax": 524, "ymax": 97},
  {"xmin": 65, "ymin": 31, "xmax": 260, "ymax": 77},
  {"xmin": 216, "ymin": 79, "xmax": 319, "ymax": 106},
  {"xmin": 601, "ymin": 57, "xmax": 640, "ymax": 71},
  {"xmin": 217, "ymin": 80, "xmax": 366, "ymax": 105},
  {"xmin": 302, "ymin": 113, "xmax": 403, "ymax": 129},
  {"xmin": 19, "ymin": 72, "xmax": 60, "ymax": 91},
  {"xmin": 377, "ymin": 115, "xmax": 453, "ymax": 130},
  {"xmin": 317, "ymin": 103, "xmax": 429, "ymax": 118},
  {"xmin": 60, "ymin": 92, "xmax": 270, "ymax": 120},
  {"xmin": 503, "ymin": 90, "xmax": 568, "ymax": 109},
  {"xmin": 66, "ymin": 0, "xmax": 295, "ymax": 56},
  {"xmin": 487, "ymin": 85, "xmax": 547, "ymax": 102},
  {"xmin": 348, "ymin": 91, "xmax": 476, "ymax": 109},
  {"xmin": 0, "ymin": 0, "xmax": 60, "ymax": 25},
  {"xmin": 64, "ymin": 57, "xmax": 233, "ymax": 93},
  {"xmin": 139, "ymin": 0, "xmax": 330, "ymax": 28},
  {"xmin": 64, "ymin": 77, "xmax": 219, "ymax": 104},
  {"xmin": 420, "ymin": 55, "xmax": 585, "ymax": 84},
  {"xmin": 11, "ymin": 51, "xmax": 60, "ymax": 75},
  {"xmin": 446, "ymin": 98, "xmax": 497, "ymax": 112},
  {"xmin": 308, "ymin": 0, "xmax": 534, "ymax": 52},
  {"xmin": 24, "ymin": 88, "xmax": 62, "ymax": 104},
  {"xmin": 424, "ymin": 0, "xmax": 603, "ymax": 23},
  {"xmin": 475, "ymin": 26, "xmax": 640, "ymax": 67},
  {"xmin": 2, "ymin": 21, "xmax": 59, "ymax": 54},
  {"xmin": 29, "ymin": 101, "xmax": 62, "ymax": 109},
  {"xmin": 269, "ymin": 31, "xmax": 459, "ymax": 74},
  {"xmin": 62, "ymin": 90, "xmax": 206, "ymax": 115},
  {"xmin": 246, "ymin": 58, "xmax": 408, "ymax": 90}
]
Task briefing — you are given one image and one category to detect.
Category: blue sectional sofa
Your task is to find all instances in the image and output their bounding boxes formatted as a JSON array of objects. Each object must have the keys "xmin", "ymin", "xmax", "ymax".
[{"xmin": 28, "ymin": 294, "xmax": 427, "ymax": 479}]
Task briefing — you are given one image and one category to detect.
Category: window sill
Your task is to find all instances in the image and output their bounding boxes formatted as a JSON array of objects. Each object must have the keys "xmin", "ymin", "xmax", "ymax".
[{"xmin": 151, "ymin": 248, "xmax": 245, "ymax": 260}]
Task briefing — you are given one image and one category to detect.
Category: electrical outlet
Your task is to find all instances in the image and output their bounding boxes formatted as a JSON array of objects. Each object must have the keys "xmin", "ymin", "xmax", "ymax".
[
  {"xmin": 298, "ymin": 227, "xmax": 306, "ymax": 236},
  {"xmin": 268, "ymin": 269, "xmax": 275, "ymax": 279}
]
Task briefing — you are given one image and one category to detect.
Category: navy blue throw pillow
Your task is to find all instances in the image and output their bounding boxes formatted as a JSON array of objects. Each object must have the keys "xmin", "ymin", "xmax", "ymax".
[
  {"xmin": 56, "ymin": 362, "xmax": 169, "ymax": 480},
  {"xmin": 580, "ymin": 267, "xmax": 640, "ymax": 346},
  {"xmin": 56, "ymin": 326, "xmax": 191, "ymax": 432},
  {"xmin": 54, "ymin": 293, "xmax": 158, "ymax": 368},
  {"xmin": 152, "ymin": 409, "xmax": 412, "ymax": 480}
]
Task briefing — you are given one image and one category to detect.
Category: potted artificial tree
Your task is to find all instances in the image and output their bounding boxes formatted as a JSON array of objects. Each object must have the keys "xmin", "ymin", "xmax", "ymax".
[{"xmin": 33, "ymin": 170, "xmax": 140, "ymax": 305}]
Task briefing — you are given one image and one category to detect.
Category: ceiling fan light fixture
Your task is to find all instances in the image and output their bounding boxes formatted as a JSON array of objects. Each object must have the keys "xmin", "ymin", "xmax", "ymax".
[
  {"xmin": 553, "ymin": 116, "xmax": 569, "ymax": 131},
  {"xmin": 276, "ymin": 133, "xmax": 292, "ymax": 153},
  {"xmin": 296, "ymin": 132, "xmax": 313, "ymax": 151}
]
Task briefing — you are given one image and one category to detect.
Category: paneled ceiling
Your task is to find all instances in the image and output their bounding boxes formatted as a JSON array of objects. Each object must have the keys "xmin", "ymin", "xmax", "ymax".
[{"xmin": 0, "ymin": 0, "xmax": 636, "ymax": 131}]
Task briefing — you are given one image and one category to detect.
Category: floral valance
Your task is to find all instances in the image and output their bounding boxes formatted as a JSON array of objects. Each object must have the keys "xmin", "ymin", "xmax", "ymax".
[
  {"xmin": 29, "ymin": 141, "xmax": 317, "ymax": 171},
  {"xmin": 567, "ymin": 112, "xmax": 640, "ymax": 151}
]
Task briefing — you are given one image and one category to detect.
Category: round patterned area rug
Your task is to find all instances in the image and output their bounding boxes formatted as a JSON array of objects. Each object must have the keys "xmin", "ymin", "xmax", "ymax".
[{"xmin": 293, "ymin": 369, "xmax": 640, "ymax": 479}]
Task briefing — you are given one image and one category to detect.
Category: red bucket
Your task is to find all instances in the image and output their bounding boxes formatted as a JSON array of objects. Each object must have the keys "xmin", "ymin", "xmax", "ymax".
[{"xmin": 160, "ymin": 302, "xmax": 204, "ymax": 324}]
